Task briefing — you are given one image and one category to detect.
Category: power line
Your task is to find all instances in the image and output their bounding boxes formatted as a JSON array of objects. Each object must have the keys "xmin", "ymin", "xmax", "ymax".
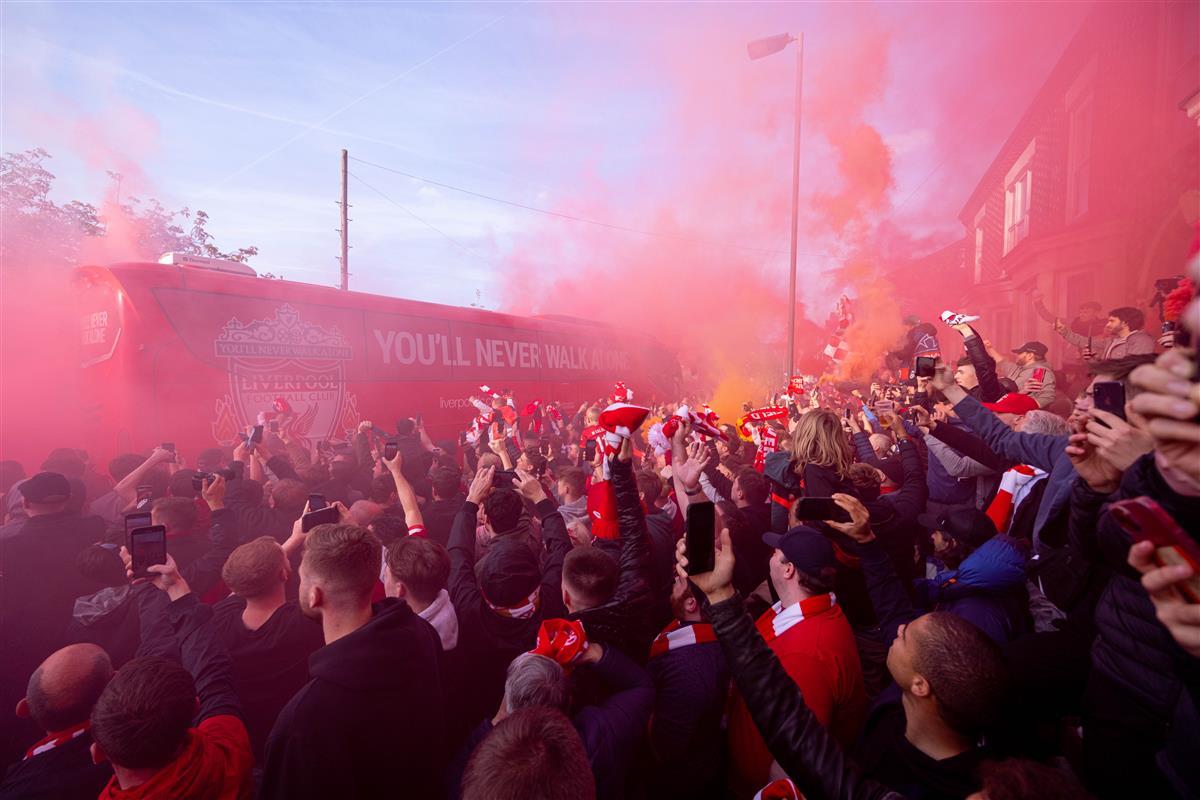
[
  {"xmin": 350, "ymin": 155, "xmax": 834, "ymax": 259},
  {"xmin": 349, "ymin": 170, "xmax": 498, "ymax": 268}
]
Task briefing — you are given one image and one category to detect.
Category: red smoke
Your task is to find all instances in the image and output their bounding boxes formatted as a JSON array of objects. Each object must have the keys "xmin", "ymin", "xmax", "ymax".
[{"xmin": 499, "ymin": 3, "xmax": 1090, "ymax": 412}]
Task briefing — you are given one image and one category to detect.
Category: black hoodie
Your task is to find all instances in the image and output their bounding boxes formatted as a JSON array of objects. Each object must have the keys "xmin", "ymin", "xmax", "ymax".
[{"xmin": 259, "ymin": 598, "xmax": 446, "ymax": 799}]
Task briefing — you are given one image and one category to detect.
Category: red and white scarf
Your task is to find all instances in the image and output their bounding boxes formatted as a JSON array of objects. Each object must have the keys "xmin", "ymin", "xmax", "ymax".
[
  {"xmin": 754, "ymin": 428, "xmax": 780, "ymax": 473},
  {"xmin": 985, "ymin": 464, "xmax": 1045, "ymax": 533},
  {"xmin": 484, "ymin": 586, "xmax": 541, "ymax": 619},
  {"xmin": 755, "ymin": 594, "xmax": 837, "ymax": 643},
  {"xmin": 648, "ymin": 620, "xmax": 717, "ymax": 659},
  {"xmin": 754, "ymin": 777, "xmax": 804, "ymax": 800},
  {"xmin": 25, "ymin": 721, "xmax": 90, "ymax": 760}
]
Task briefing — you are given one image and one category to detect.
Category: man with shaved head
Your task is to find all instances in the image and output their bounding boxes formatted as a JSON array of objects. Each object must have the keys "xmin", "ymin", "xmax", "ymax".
[{"xmin": 0, "ymin": 643, "xmax": 114, "ymax": 799}]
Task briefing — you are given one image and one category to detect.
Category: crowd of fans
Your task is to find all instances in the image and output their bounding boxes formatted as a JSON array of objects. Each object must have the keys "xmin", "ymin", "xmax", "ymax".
[{"xmin": 0, "ymin": 265, "xmax": 1197, "ymax": 800}]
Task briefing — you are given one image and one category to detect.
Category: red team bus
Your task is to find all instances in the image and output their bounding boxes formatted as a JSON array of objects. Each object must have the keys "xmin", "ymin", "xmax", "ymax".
[{"xmin": 72, "ymin": 254, "xmax": 680, "ymax": 461}]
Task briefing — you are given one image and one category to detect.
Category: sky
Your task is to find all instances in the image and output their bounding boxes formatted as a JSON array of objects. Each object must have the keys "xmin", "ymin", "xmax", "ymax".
[{"xmin": 2, "ymin": 0, "xmax": 1091, "ymax": 311}]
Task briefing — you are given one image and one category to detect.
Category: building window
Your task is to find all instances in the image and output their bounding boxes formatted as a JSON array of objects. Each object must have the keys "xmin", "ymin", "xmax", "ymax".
[
  {"xmin": 1066, "ymin": 95, "xmax": 1093, "ymax": 219},
  {"xmin": 1002, "ymin": 140, "xmax": 1036, "ymax": 257}
]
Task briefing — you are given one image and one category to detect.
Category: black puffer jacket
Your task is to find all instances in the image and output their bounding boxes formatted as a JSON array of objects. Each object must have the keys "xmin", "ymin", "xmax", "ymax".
[
  {"xmin": 1071, "ymin": 455, "xmax": 1200, "ymax": 730},
  {"xmin": 962, "ymin": 330, "xmax": 1006, "ymax": 403},
  {"xmin": 706, "ymin": 592, "xmax": 903, "ymax": 800},
  {"xmin": 571, "ymin": 457, "xmax": 655, "ymax": 662}
]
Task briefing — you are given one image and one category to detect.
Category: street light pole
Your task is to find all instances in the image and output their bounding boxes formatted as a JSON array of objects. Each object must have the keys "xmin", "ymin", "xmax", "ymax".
[
  {"xmin": 786, "ymin": 34, "xmax": 804, "ymax": 382},
  {"xmin": 747, "ymin": 32, "xmax": 805, "ymax": 381}
]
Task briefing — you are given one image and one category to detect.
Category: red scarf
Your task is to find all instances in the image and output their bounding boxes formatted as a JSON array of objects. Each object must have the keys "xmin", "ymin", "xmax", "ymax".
[
  {"xmin": 25, "ymin": 721, "xmax": 90, "ymax": 759},
  {"xmin": 755, "ymin": 777, "xmax": 804, "ymax": 800},
  {"xmin": 648, "ymin": 620, "xmax": 717, "ymax": 659},
  {"xmin": 755, "ymin": 594, "xmax": 837, "ymax": 643}
]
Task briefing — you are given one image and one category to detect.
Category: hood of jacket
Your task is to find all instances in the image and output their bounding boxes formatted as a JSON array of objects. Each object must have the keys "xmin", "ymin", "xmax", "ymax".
[
  {"xmin": 763, "ymin": 451, "xmax": 798, "ymax": 492},
  {"xmin": 309, "ymin": 598, "xmax": 440, "ymax": 691},
  {"xmin": 73, "ymin": 585, "xmax": 132, "ymax": 626},
  {"xmin": 934, "ymin": 535, "xmax": 1028, "ymax": 600},
  {"xmin": 418, "ymin": 588, "xmax": 459, "ymax": 650}
]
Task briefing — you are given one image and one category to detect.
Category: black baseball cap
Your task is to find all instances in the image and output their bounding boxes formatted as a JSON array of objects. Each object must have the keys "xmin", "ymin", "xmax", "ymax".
[
  {"xmin": 18, "ymin": 472, "xmax": 72, "ymax": 505},
  {"xmin": 917, "ymin": 507, "xmax": 997, "ymax": 550},
  {"xmin": 477, "ymin": 538, "xmax": 542, "ymax": 608},
  {"xmin": 762, "ymin": 526, "xmax": 836, "ymax": 577},
  {"xmin": 1011, "ymin": 341, "xmax": 1048, "ymax": 359}
]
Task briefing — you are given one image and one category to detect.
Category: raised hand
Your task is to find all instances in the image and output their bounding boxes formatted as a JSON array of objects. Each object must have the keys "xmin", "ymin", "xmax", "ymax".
[{"xmin": 675, "ymin": 528, "xmax": 735, "ymax": 603}]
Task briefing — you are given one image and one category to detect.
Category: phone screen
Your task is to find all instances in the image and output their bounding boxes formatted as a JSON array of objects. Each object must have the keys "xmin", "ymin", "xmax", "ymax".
[
  {"xmin": 250, "ymin": 424, "xmax": 264, "ymax": 444},
  {"xmin": 307, "ymin": 494, "xmax": 327, "ymax": 512},
  {"xmin": 1092, "ymin": 380, "xmax": 1126, "ymax": 422},
  {"xmin": 161, "ymin": 442, "xmax": 175, "ymax": 452},
  {"xmin": 794, "ymin": 497, "xmax": 852, "ymax": 523},
  {"xmin": 301, "ymin": 506, "xmax": 340, "ymax": 533},
  {"xmin": 584, "ymin": 439, "xmax": 598, "ymax": 463},
  {"xmin": 914, "ymin": 357, "xmax": 936, "ymax": 378},
  {"xmin": 685, "ymin": 502, "xmax": 716, "ymax": 575},
  {"xmin": 128, "ymin": 525, "xmax": 167, "ymax": 577},
  {"xmin": 125, "ymin": 512, "xmax": 153, "ymax": 540},
  {"xmin": 1032, "ymin": 367, "xmax": 1047, "ymax": 382},
  {"xmin": 384, "ymin": 440, "xmax": 399, "ymax": 461},
  {"xmin": 493, "ymin": 470, "xmax": 517, "ymax": 489},
  {"xmin": 135, "ymin": 485, "xmax": 153, "ymax": 510}
]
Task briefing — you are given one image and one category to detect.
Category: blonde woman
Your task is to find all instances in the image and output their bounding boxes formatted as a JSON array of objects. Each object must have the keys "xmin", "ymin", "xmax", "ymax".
[{"xmin": 763, "ymin": 410, "xmax": 859, "ymax": 533}]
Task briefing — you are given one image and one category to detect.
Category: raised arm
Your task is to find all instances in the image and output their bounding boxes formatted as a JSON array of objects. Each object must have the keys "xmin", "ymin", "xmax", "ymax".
[
  {"xmin": 513, "ymin": 468, "xmax": 571, "ymax": 619},
  {"xmin": 448, "ymin": 467, "xmax": 492, "ymax": 611},
  {"xmin": 383, "ymin": 449, "xmax": 424, "ymax": 530},
  {"xmin": 181, "ymin": 476, "xmax": 242, "ymax": 596},
  {"xmin": 933, "ymin": 361, "xmax": 1064, "ymax": 471},
  {"xmin": 111, "ymin": 447, "xmax": 175, "ymax": 502},
  {"xmin": 610, "ymin": 449, "xmax": 652, "ymax": 608},
  {"xmin": 679, "ymin": 532, "xmax": 901, "ymax": 800}
]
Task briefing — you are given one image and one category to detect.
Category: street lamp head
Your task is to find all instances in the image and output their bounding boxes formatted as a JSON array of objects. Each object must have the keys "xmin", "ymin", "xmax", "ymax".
[{"xmin": 747, "ymin": 33, "xmax": 793, "ymax": 60}]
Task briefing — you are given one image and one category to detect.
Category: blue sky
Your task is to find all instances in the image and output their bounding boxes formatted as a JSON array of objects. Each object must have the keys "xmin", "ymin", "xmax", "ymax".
[{"xmin": 2, "ymin": 1, "xmax": 1089, "ymax": 310}]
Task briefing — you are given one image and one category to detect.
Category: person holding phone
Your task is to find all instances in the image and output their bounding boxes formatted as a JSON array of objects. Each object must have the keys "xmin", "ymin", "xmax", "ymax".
[
  {"xmin": 90, "ymin": 551, "xmax": 253, "ymax": 799},
  {"xmin": 723, "ymin": 524, "xmax": 867, "ymax": 795},
  {"xmin": 997, "ymin": 341, "xmax": 1057, "ymax": 408}
]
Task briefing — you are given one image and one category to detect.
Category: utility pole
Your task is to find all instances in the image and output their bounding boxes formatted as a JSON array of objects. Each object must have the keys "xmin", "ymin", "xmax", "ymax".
[
  {"xmin": 339, "ymin": 149, "xmax": 349, "ymax": 291},
  {"xmin": 786, "ymin": 33, "xmax": 804, "ymax": 381}
]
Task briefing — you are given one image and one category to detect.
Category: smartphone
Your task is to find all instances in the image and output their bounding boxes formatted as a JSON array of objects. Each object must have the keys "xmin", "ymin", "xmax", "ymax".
[
  {"xmin": 584, "ymin": 439, "xmax": 598, "ymax": 463},
  {"xmin": 128, "ymin": 525, "xmax": 167, "ymax": 578},
  {"xmin": 1093, "ymin": 380, "xmax": 1126, "ymax": 422},
  {"xmin": 191, "ymin": 472, "xmax": 214, "ymax": 492},
  {"xmin": 301, "ymin": 505, "xmax": 340, "ymax": 533},
  {"xmin": 914, "ymin": 356, "xmax": 936, "ymax": 378},
  {"xmin": 1032, "ymin": 367, "xmax": 1047, "ymax": 382},
  {"xmin": 250, "ymin": 424, "xmax": 264, "ymax": 444},
  {"xmin": 124, "ymin": 511, "xmax": 153, "ymax": 540},
  {"xmin": 135, "ymin": 485, "xmax": 153, "ymax": 510},
  {"xmin": 415, "ymin": 414, "xmax": 424, "ymax": 428},
  {"xmin": 685, "ymin": 502, "xmax": 716, "ymax": 575},
  {"xmin": 383, "ymin": 440, "xmax": 399, "ymax": 461},
  {"xmin": 1111, "ymin": 497, "xmax": 1200, "ymax": 603},
  {"xmin": 161, "ymin": 442, "xmax": 175, "ymax": 452},
  {"xmin": 794, "ymin": 497, "xmax": 852, "ymax": 523},
  {"xmin": 307, "ymin": 493, "xmax": 328, "ymax": 512},
  {"xmin": 493, "ymin": 469, "xmax": 518, "ymax": 489},
  {"xmin": 269, "ymin": 420, "xmax": 279, "ymax": 433}
]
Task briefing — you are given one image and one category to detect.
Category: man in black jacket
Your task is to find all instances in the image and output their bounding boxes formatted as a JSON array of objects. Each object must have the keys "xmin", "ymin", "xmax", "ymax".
[
  {"xmin": 645, "ymin": 576, "xmax": 730, "ymax": 799},
  {"xmin": 678, "ymin": 507, "xmax": 1010, "ymax": 800},
  {"xmin": 447, "ymin": 466, "xmax": 571, "ymax": 735},
  {"xmin": 423, "ymin": 467, "xmax": 465, "ymax": 548},
  {"xmin": 0, "ymin": 644, "xmax": 113, "ymax": 799},
  {"xmin": 260, "ymin": 523, "xmax": 446, "ymax": 799},
  {"xmin": 0, "ymin": 472, "xmax": 105, "ymax": 767}
]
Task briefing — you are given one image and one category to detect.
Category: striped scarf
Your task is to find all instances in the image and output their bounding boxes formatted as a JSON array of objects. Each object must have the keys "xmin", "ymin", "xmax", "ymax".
[
  {"xmin": 648, "ymin": 620, "xmax": 717, "ymax": 659},
  {"xmin": 25, "ymin": 721, "xmax": 90, "ymax": 760},
  {"xmin": 985, "ymin": 464, "xmax": 1045, "ymax": 533},
  {"xmin": 484, "ymin": 586, "xmax": 541, "ymax": 619}
]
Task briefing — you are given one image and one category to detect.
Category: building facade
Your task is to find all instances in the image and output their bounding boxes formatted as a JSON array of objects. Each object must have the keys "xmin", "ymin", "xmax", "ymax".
[{"xmin": 956, "ymin": 0, "xmax": 1199, "ymax": 368}]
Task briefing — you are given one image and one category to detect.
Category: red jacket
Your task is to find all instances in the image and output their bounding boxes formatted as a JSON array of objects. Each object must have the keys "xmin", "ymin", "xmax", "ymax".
[
  {"xmin": 98, "ymin": 715, "xmax": 252, "ymax": 800},
  {"xmin": 727, "ymin": 597, "xmax": 867, "ymax": 794}
]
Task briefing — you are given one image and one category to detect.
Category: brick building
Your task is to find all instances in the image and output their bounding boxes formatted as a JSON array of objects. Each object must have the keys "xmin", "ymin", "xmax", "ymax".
[{"xmin": 955, "ymin": 0, "xmax": 1199, "ymax": 367}]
